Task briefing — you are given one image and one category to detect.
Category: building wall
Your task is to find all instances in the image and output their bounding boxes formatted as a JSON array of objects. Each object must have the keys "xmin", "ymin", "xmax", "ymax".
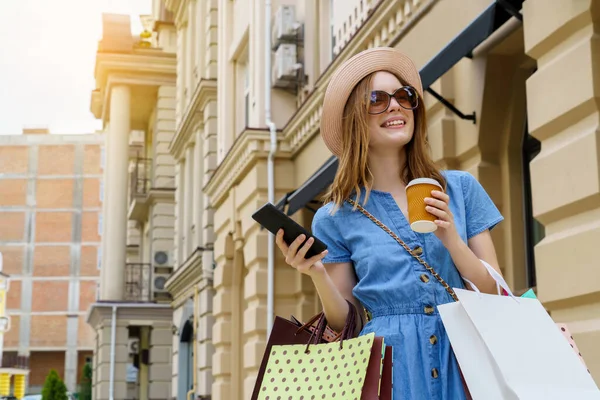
[
  {"xmin": 142, "ymin": 0, "xmax": 600, "ymax": 399},
  {"xmin": 0, "ymin": 132, "xmax": 103, "ymax": 393},
  {"xmin": 202, "ymin": 1, "xmax": 600, "ymax": 399},
  {"xmin": 163, "ymin": 0, "xmax": 219, "ymax": 399},
  {"xmin": 523, "ymin": 0, "xmax": 600, "ymax": 378}
]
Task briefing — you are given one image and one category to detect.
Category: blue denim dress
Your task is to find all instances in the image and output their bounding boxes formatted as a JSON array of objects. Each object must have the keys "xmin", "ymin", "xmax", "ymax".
[{"xmin": 311, "ymin": 170, "xmax": 503, "ymax": 399}]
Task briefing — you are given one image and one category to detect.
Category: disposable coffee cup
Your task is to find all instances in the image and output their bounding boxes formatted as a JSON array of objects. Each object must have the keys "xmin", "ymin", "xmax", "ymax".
[{"xmin": 405, "ymin": 178, "xmax": 443, "ymax": 233}]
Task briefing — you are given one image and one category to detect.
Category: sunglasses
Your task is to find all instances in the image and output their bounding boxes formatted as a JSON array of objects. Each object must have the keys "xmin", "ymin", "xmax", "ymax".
[{"xmin": 368, "ymin": 86, "xmax": 419, "ymax": 115}]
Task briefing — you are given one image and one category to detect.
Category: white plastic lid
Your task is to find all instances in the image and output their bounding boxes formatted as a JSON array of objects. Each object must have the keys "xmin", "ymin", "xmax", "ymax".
[
  {"xmin": 411, "ymin": 220, "xmax": 437, "ymax": 233},
  {"xmin": 406, "ymin": 178, "xmax": 442, "ymax": 190}
]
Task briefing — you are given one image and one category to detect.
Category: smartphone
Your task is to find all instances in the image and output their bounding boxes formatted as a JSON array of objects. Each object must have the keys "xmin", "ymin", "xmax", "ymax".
[{"xmin": 251, "ymin": 202, "xmax": 328, "ymax": 259}]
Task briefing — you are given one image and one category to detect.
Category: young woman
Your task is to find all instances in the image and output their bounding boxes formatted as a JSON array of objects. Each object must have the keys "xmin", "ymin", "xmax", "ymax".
[{"xmin": 275, "ymin": 47, "xmax": 504, "ymax": 399}]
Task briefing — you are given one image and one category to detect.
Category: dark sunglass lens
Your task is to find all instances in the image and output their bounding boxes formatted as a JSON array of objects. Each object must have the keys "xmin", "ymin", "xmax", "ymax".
[
  {"xmin": 394, "ymin": 87, "xmax": 418, "ymax": 109},
  {"xmin": 369, "ymin": 91, "xmax": 390, "ymax": 113}
]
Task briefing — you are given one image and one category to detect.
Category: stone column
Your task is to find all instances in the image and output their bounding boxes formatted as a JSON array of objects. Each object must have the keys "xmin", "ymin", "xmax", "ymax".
[
  {"xmin": 184, "ymin": 146, "xmax": 194, "ymax": 255},
  {"xmin": 102, "ymin": 85, "xmax": 131, "ymax": 301},
  {"xmin": 197, "ymin": 279, "xmax": 214, "ymax": 397},
  {"xmin": 187, "ymin": 1, "xmax": 197, "ymax": 91},
  {"xmin": 523, "ymin": 0, "xmax": 600, "ymax": 379},
  {"xmin": 194, "ymin": 0, "xmax": 205, "ymax": 77},
  {"xmin": 101, "ymin": 85, "xmax": 131, "ymax": 300},
  {"xmin": 176, "ymin": 24, "xmax": 187, "ymax": 125},
  {"xmin": 101, "ymin": 129, "xmax": 110, "ymax": 291},
  {"xmin": 193, "ymin": 129, "xmax": 203, "ymax": 248},
  {"xmin": 149, "ymin": 323, "xmax": 173, "ymax": 400},
  {"xmin": 175, "ymin": 161, "xmax": 185, "ymax": 267}
]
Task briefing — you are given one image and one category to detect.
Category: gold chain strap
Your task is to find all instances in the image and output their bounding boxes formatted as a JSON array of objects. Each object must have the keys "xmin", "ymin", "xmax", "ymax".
[{"xmin": 345, "ymin": 198, "xmax": 459, "ymax": 302}]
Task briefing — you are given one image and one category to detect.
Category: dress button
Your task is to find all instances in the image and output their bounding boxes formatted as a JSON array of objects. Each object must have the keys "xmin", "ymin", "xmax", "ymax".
[
  {"xmin": 431, "ymin": 368, "xmax": 439, "ymax": 378},
  {"xmin": 424, "ymin": 305, "xmax": 434, "ymax": 315},
  {"xmin": 429, "ymin": 335, "xmax": 438, "ymax": 345},
  {"xmin": 413, "ymin": 246, "xmax": 423, "ymax": 256},
  {"xmin": 420, "ymin": 274, "xmax": 429, "ymax": 283}
]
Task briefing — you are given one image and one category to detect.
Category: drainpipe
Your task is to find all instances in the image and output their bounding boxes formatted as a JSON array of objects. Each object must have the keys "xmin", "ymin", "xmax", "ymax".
[
  {"xmin": 187, "ymin": 286, "xmax": 198, "ymax": 400},
  {"xmin": 265, "ymin": 0, "xmax": 277, "ymax": 337},
  {"xmin": 109, "ymin": 305, "xmax": 117, "ymax": 400}
]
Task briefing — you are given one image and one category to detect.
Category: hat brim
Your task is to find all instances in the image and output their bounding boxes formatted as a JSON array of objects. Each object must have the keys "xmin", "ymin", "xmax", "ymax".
[{"xmin": 320, "ymin": 47, "xmax": 423, "ymax": 157}]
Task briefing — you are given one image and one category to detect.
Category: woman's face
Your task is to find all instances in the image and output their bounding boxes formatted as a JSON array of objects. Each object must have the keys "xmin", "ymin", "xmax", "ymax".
[{"xmin": 367, "ymin": 71, "xmax": 415, "ymax": 155}]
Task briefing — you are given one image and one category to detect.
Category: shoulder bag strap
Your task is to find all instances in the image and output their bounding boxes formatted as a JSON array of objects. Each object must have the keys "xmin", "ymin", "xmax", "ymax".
[{"xmin": 345, "ymin": 198, "xmax": 459, "ymax": 302}]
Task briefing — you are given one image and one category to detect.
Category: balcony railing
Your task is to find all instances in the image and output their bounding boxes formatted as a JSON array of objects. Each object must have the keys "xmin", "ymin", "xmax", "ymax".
[
  {"xmin": 130, "ymin": 158, "xmax": 152, "ymax": 199},
  {"xmin": 124, "ymin": 263, "xmax": 152, "ymax": 302},
  {"xmin": 1, "ymin": 352, "xmax": 29, "ymax": 369}
]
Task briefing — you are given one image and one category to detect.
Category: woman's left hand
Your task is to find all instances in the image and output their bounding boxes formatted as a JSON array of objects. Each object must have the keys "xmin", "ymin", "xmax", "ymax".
[{"xmin": 425, "ymin": 190, "xmax": 461, "ymax": 249}]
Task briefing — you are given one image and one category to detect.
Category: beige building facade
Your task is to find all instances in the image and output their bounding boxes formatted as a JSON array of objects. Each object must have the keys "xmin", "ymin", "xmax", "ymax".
[
  {"xmin": 85, "ymin": 9, "xmax": 178, "ymax": 400},
  {"xmin": 89, "ymin": 0, "xmax": 600, "ymax": 399}
]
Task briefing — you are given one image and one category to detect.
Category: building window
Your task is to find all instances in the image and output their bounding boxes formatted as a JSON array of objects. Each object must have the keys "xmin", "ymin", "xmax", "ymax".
[
  {"xmin": 97, "ymin": 247, "xmax": 102, "ymax": 270},
  {"xmin": 98, "ymin": 213, "xmax": 103, "ymax": 236}
]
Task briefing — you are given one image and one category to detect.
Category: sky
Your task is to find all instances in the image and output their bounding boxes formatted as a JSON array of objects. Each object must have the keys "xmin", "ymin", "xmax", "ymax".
[{"xmin": 0, "ymin": 0, "xmax": 152, "ymax": 135}]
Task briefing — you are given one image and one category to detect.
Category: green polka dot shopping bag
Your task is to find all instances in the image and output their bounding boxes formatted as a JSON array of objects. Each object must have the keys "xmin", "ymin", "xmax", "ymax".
[{"xmin": 252, "ymin": 301, "xmax": 392, "ymax": 400}]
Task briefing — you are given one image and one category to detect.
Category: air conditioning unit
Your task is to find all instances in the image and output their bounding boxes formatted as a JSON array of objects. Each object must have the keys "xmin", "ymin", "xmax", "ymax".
[
  {"xmin": 272, "ymin": 44, "xmax": 299, "ymax": 89},
  {"xmin": 152, "ymin": 264, "xmax": 173, "ymax": 302},
  {"xmin": 272, "ymin": 5, "xmax": 297, "ymax": 49},
  {"xmin": 153, "ymin": 273, "xmax": 169, "ymax": 292},
  {"xmin": 153, "ymin": 250, "xmax": 172, "ymax": 266}
]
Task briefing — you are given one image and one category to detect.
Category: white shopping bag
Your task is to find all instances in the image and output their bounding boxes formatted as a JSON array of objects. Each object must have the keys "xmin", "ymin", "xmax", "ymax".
[{"xmin": 439, "ymin": 287, "xmax": 600, "ymax": 400}]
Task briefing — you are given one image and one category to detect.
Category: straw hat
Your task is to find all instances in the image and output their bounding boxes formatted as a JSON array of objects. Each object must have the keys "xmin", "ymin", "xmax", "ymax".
[{"xmin": 320, "ymin": 47, "xmax": 424, "ymax": 157}]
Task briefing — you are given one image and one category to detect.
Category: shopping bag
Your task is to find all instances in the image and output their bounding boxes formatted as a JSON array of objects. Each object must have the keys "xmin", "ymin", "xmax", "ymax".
[
  {"xmin": 438, "ymin": 288, "xmax": 600, "ymax": 399},
  {"xmin": 503, "ymin": 288, "xmax": 590, "ymax": 371},
  {"xmin": 250, "ymin": 315, "xmax": 330, "ymax": 400},
  {"xmin": 296, "ymin": 315, "xmax": 390, "ymax": 399},
  {"xmin": 258, "ymin": 332, "xmax": 376, "ymax": 399},
  {"xmin": 252, "ymin": 301, "xmax": 390, "ymax": 400},
  {"xmin": 379, "ymin": 346, "xmax": 393, "ymax": 400},
  {"xmin": 556, "ymin": 323, "xmax": 590, "ymax": 371}
]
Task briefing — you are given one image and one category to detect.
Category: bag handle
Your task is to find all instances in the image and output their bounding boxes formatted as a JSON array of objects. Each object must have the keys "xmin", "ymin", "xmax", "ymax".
[
  {"xmin": 346, "ymin": 198, "xmax": 459, "ymax": 302},
  {"xmin": 463, "ymin": 259, "xmax": 515, "ymax": 298},
  {"xmin": 302, "ymin": 300, "xmax": 359, "ymax": 354}
]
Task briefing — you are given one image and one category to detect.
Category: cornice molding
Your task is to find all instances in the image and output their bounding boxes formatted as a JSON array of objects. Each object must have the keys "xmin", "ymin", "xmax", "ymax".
[
  {"xmin": 94, "ymin": 52, "xmax": 176, "ymax": 90},
  {"xmin": 165, "ymin": 0, "xmax": 189, "ymax": 29},
  {"xmin": 86, "ymin": 302, "xmax": 172, "ymax": 328},
  {"xmin": 169, "ymin": 79, "xmax": 218, "ymax": 160},
  {"xmin": 205, "ymin": 128, "xmax": 292, "ymax": 208},
  {"xmin": 91, "ymin": 51, "xmax": 176, "ymax": 120},
  {"xmin": 165, "ymin": 248, "xmax": 203, "ymax": 308}
]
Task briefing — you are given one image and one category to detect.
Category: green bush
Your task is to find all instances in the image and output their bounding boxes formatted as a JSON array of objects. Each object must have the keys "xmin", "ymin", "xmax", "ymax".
[
  {"xmin": 41, "ymin": 369, "xmax": 68, "ymax": 400},
  {"xmin": 79, "ymin": 363, "xmax": 92, "ymax": 400}
]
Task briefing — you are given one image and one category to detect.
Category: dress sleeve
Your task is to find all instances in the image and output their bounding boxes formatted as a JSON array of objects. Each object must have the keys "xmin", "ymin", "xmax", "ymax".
[
  {"xmin": 460, "ymin": 172, "xmax": 504, "ymax": 239},
  {"xmin": 311, "ymin": 205, "xmax": 352, "ymax": 263}
]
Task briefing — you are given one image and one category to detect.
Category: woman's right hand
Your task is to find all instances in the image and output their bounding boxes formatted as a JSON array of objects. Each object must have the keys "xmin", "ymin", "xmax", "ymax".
[{"xmin": 275, "ymin": 229, "xmax": 328, "ymax": 277}]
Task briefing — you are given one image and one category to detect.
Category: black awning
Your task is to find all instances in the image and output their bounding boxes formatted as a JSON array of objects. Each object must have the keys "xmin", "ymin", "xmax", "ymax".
[{"xmin": 276, "ymin": 0, "xmax": 523, "ymax": 215}]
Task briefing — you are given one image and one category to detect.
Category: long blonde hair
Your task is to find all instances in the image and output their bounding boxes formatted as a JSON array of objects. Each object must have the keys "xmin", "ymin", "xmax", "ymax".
[{"xmin": 324, "ymin": 72, "xmax": 446, "ymax": 211}]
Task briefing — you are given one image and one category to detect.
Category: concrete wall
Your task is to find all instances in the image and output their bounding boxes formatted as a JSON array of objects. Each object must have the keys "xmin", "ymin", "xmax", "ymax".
[{"xmin": 0, "ymin": 133, "xmax": 103, "ymax": 393}]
